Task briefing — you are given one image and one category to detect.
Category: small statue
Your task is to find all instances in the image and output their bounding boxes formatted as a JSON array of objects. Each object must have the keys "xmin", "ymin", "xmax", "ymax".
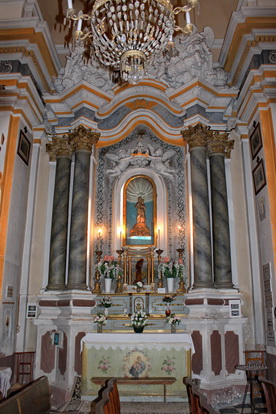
[{"xmin": 133, "ymin": 258, "xmax": 144, "ymax": 284}]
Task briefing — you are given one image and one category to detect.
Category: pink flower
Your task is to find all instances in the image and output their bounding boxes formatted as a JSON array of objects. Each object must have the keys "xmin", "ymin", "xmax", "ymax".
[
  {"xmin": 179, "ymin": 258, "xmax": 183, "ymax": 264},
  {"xmin": 109, "ymin": 256, "xmax": 114, "ymax": 261},
  {"xmin": 162, "ymin": 257, "xmax": 170, "ymax": 263},
  {"xmin": 103, "ymin": 255, "xmax": 110, "ymax": 261}
]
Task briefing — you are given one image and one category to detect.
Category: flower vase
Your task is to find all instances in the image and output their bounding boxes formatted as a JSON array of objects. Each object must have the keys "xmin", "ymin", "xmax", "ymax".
[
  {"xmin": 97, "ymin": 324, "xmax": 103, "ymax": 333},
  {"xmin": 104, "ymin": 308, "xmax": 109, "ymax": 317},
  {"xmin": 165, "ymin": 304, "xmax": 171, "ymax": 317},
  {"xmin": 133, "ymin": 326, "xmax": 144, "ymax": 333},
  {"xmin": 167, "ymin": 277, "xmax": 174, "ymax": 293},
  {"xmin": 105, "ymin": 278, "xmax": 112, "ymax": 293},
  {"xmin": 171, "ymin": 324, "xmax": 176, "ymax": 334}
]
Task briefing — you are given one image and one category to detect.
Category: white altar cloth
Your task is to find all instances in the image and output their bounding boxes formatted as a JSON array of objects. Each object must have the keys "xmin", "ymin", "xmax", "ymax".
[
  {"xmin": 0, "ymin": 367, "xmax": 12, "ymax": 398},
  {"xmin": 81, "ymin": 332, "xmax": 194, "ymax": 353}
]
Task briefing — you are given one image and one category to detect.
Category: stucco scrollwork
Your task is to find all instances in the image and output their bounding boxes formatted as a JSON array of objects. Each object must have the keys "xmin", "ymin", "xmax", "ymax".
[{"xmin": 53, "ymin": 43, "xmax": 114, "ymax": 94}]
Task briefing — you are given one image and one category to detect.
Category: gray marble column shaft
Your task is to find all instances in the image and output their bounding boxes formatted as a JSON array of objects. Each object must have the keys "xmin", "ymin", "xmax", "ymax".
[
  {"xmin": 190, "ymin": 147, "xmax": 213, "ymax": 288},
  {"xmin": 209, "ymin": 154, "xmax": 232, "ymax": 288},
  {"xmin": 47, "ymin": 156, "xmax": 71, "ymax": 290},
  {"xmin": 67, "ymin": 150, "xmax": 91, "ymax": 290}
]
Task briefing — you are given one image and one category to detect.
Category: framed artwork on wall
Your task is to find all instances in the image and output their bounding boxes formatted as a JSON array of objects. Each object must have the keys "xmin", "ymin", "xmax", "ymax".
[
  {"xmin": 249, "ymin": 123, "xmax": 262, "ymax": 160},
  {"xmin": 17, "ymin": 130, "xmax": 31, "ymax": 165},
  {"xmin": 252, "ymin": 159, "xmax": 266, "ymax": 195}
]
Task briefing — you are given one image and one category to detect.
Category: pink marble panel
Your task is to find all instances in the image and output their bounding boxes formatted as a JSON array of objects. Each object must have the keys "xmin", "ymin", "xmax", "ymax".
[
  {"xmin": 225, "ymin": 331, "xmax": 239, "ymax": 374},
  {"xmin": 211, "ymin": 330, "xmax": 222, "ymax": 375},
  {"xmin": 41, "ymin": 332, "xmax": 55, "ymax": 373},
  {"xmin": 192, "ymin": 331, "xmax": 203, "ymax": 375},
  {"xmin": 75, "ymin": 332, "xmax": 86, "ymax": 375}
]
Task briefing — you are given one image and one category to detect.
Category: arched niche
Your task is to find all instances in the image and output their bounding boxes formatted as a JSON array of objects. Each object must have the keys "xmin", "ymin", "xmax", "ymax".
[{"xmin": 111, "ymin": 167, "xmax": 168, "ymax": 255}]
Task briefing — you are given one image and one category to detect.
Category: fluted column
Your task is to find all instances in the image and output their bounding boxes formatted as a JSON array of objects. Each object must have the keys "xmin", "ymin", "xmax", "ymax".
[
  {"xmin": 208, "ymin": 132, "xmax": 234, "ymax": 288},
  {"xmin": 46, "ymin": 136, "xmax": 73, "ymax": 290},
  {"xmin": 67, "ymin": 126, "xmax": 100, "ymax": 290},
  {"xmin": 182, "ymin": 124, "xmax": 213, "ymax": 288}
]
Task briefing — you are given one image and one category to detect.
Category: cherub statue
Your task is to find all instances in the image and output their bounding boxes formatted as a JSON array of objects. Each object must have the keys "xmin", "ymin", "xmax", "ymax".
[
  {"xmin": 147, "ymin": 145, "xmax": 176, "ymax": 180},
  {"xmin": 105, "ymin": 149, "xmax": 131, "ymax": 178}
]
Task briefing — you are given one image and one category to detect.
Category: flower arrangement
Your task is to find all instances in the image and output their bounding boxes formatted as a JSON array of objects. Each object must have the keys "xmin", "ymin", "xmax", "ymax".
[
  {"xmin": 130, "ymin": 310, "xmax": 148, "ymax": 328},
  {"xmin": 166, "ymin": 314, "xmax": 181, "ymax": 325},
  {"xmin": 162, "ymin": 294, "xmax": 176, "ymax": 303},
  {"xmin": 97, "ymin": 255, "xmax": 121, "ymax": 279},
  {"xmin": 93, "ymin": 313, "xmax": 107, "ymax": 325},
  {"xmin": 99, "ymin": 296, "xmax": 112, "ymax": 308},
  {"xmin": 158, "ymin": 257, "xmax": 184, "ymax": 279},
  {"xmin": 134, "ymin": 281, "xmax": 144, "ymax": 290}
]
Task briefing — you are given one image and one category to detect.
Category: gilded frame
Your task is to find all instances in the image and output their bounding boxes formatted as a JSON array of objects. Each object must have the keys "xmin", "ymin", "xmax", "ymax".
[
  {"xmin": 252, "ymin": 159, "xmax": 266, "ymax": 195},
  {"xmin": 123, "ymin": 175, "xmax": 157, "ymax": 247}
]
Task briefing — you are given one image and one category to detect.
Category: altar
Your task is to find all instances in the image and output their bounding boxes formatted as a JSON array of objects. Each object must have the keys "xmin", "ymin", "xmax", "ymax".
[{"xmin": 81, "ymin": 332, "xmax": 194, "ymax": 401}]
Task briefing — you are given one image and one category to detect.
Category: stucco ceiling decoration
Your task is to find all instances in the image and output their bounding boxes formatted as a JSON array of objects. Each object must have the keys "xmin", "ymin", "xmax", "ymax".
[{"xmin": 52, "ymin": 26, "xmax": 228, "ymax": 95}]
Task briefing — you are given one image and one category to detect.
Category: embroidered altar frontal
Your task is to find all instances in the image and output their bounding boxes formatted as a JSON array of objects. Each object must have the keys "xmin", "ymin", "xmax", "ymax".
[{"xmin": 81, "ymin": 333, "xmax": 193, "ymax": 399}]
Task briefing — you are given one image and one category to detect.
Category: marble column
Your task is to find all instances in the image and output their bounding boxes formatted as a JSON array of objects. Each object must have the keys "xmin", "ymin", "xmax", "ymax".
[
  {"xmin": 46, "ymin": 136, "xmax": 73, "ymax": 290},
  {"xmin": 208, "ymin": 132, "xmax": 234, "ymax": 289},
  {"xmin": 67, "ymin": 126, "xmax": 100, "ymax": 290},
  {"xmin": 182, "ymin": 124, "xmax": 213, "ymax": 288}
]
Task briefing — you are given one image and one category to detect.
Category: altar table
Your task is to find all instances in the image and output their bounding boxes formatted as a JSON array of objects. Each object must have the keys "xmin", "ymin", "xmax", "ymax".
[{"xmin": 81, "ymin": 333, "xmax": 194, "ymax": 400}]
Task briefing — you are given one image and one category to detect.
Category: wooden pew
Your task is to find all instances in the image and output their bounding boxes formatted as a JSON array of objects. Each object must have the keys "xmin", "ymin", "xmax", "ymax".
[
  {"xmin": 184, "ymin": 377, "xmax": 219, "ymax": 414},
  {"xmin": 0, "ymin": 376, "xmax": 50, "ymax": 414},
  {"xmin": 95, "ymin": 378, "xmax": 120, "ymax": 414},
  {"xmin": 92, "ymin": 376, "xmax": 176, "ymax": 403},
  {"xmin": 259, "ymin": 376, "xmax": 276, "ymax": 414}
]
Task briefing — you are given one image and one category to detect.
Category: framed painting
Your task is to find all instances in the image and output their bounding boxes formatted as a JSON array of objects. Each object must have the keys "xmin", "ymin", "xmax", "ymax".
[
  {"xmin": 17, "ymin": 130, "xmax": 31, "ymax": 165},
  {"xmin": 249, "ymin": 123, "xmax": 262, "ymax": 160},
  {"xmin": 252, "ymin": 159, "xmax": 266, "ymax": 195},
  {"xmin": 123, "ymin": 175, "xmax": 156, "ymax": 247}
]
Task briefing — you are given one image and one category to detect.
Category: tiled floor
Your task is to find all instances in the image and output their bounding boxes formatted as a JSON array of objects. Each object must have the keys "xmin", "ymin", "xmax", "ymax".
[{"xmin": 219, "ymin": 397, "xmax": 267, "ymax": 414}]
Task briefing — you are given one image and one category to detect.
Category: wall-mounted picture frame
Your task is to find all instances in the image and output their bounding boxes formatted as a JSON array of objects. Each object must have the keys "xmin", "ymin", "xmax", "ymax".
[
  {"xmin": 249, "ymin": 123, "xmax": 262, "ymax": 160},
  {"xmin": 252, "ymin": 159, "xmax": 266, "ymax": 195},
  {"xmin": 17, "ymin": 130, "xmax": 31, "ymax": 165}
]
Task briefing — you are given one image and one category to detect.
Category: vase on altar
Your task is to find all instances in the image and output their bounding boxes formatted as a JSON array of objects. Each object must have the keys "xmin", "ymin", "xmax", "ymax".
[
  {"xmin": 133, "ymin": 326, "xmax": 144, "ymax": 333},
  {"xmin": 104, "ymin": 308, "xmax": 109, "ymax": 317},
  {"xmin": 167, "ymin": 277, "xmax": 174, "ymax": 293},
  {"xmin": 171, "ymin": 324, "xmax": 177, "ymax": 333},
  {"xmin": 97, "ymin": 324, "xmax": 103, "ymax": 333},
  {"xmin": 105, "ymin": 278, "xmax": 112, "ymax": 293}
]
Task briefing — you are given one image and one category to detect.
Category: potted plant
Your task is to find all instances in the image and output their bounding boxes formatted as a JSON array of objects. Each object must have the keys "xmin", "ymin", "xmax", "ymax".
[
  {"xmin": 158, "ymin": 258, "xmax": 183, "ymax": 292},
  {"xmin": 93, "ymin": 312, "xmax": 107, "ymax": 333},
  {"xmin": 130, "ymin": 310, "xmax": 148, "ymax": 333},
  {"xmin": 99, "ymin": 296, "xmax": 112, "ymax": 316},
  {"xmin": 166, "ymin": 313, "xmax": 181, "ymax": 333},
  {"xmin": 96, "ymin": 255, "xmax": 121, "ymax": 293}
]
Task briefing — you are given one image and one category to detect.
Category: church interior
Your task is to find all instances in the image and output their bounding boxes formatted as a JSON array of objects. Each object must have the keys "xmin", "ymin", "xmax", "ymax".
[{"xmin": 0, "ymin": 0, "xmax": 275, "ymax": 412}]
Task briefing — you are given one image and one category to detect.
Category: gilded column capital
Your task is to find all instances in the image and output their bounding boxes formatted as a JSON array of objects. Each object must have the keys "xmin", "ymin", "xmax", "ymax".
[
  {"xmin": 181, "ymin": 123, "xmax": 212, "ymax": 150},
  {"xmin": 208, "ymin": 132, "xmax": 234, "ymax": 158},
  {"xmin": 68, "ymin": 125, "xmax": 100, "ymax": 152},
  {"xmin": 46, "ymin": 135, "xmax": 73, "ymax": 161}
]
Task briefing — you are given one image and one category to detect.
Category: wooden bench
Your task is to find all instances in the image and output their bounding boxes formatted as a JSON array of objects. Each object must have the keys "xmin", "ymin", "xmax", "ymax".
[
  {"xmin": 0, "ymin": 376, "xmax": 51, "ymax": 414},
  {"xmin": 95, "ymin": 378, "xmax": 120, "ymax": 414},
  {"xmin": 92, "ymin": 376, "xmax": 176, "ymax": 402},
  {"xmin": 184, "ymin": 377, "xmax": 219, "ymax": 414}
]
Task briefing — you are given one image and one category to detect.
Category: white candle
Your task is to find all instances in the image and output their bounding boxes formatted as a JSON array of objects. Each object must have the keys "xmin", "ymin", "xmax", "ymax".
[
  {"xmin": 120, "ymin": 231, "xmax": 122, "ymax": 246},
  {"xmin": 186, "ymin": 11, "xmax": 191, "ymax": 25},
  {"xmin": 77, "ymin": 17, "xmax": 82, "ymax": 32},
  {"xmin": 158, "ymin": 228, "xmax": 160, "ymax": 249},
  {"xmin": 68, "ymin": 0, "xmax": 73, "ymax": 9}
]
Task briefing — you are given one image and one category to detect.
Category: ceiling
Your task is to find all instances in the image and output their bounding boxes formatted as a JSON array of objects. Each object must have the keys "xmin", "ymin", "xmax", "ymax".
[{"xmin": 37, "ymin": 0, "xmax": 239, "ymax": 65}]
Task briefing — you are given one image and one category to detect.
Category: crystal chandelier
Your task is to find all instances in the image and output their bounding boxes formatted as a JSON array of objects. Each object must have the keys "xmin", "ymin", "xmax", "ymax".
[{"xmin": 65, "ymin": 0, "xmax": 199, "ymax": 84}]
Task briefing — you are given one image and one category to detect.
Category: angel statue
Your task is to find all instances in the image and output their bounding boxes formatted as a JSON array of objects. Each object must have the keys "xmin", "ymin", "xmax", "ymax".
[
  {"xmin": 147, "ymin": 145, "xmax": 176, "ymax": 180},
  {"xmin": 105, "ymin": 149, "xmax": 131, "ymax": 178}
]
